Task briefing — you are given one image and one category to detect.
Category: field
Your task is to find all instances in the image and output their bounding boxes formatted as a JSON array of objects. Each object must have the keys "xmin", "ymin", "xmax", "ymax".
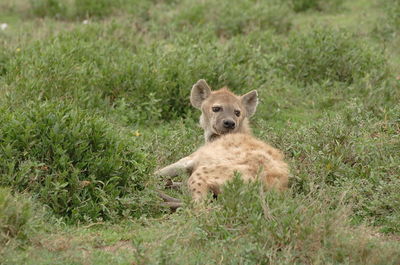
[{"xmin": 0, "ymin": 0, "xmax": 399, "ymax": 264}]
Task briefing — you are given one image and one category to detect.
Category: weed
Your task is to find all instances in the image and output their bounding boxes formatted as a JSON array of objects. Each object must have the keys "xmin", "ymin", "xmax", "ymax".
[
  {"xmin": 30, "ymin": 0, "xmax": 67, "ymax": 19},
  {"xmin": 74, "ymin": 0, "xmax": 116, "ymax": 19},
  {"xmin": 0, "ymin": 188, "xmax": 45, "ymax": 245},
  {"xmin": 375, "ymin": 0, "xmax": 400, "ymax": 37},
  {"xmin": 289, "ymin": 0, "xmax": 344, "ymax": 12}
]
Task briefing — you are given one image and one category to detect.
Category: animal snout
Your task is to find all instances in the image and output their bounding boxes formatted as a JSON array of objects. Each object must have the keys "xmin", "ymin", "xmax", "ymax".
[{"xmin": 223, "ymin": 120, "xmax": 236, "ymax": 129}]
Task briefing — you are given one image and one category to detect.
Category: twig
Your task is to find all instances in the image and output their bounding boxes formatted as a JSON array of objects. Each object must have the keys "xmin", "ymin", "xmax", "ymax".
[
  {"xmin": 82, "ymin": 222, "xmax": 105, "ymax": 229},
  {"xmin": 157, "ymin": 190, "xmax": 181, "ymax": 203},
  {"xmin": 161, "ymin": 201, "xmax": 183, "ymax": 211}
]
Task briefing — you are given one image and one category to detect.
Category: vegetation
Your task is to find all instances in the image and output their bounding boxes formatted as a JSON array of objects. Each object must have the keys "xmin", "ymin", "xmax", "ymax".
[
  {"xmin": 0, "ymin": 0, "xmax": 399, "ymax": 263},
  {"xmin": 0, "ymin": 187, "xmax": 45, "ymax": 246},
  {"xmin": 0, "ymin": 102, "xmax": 160, "ymax": 222}
]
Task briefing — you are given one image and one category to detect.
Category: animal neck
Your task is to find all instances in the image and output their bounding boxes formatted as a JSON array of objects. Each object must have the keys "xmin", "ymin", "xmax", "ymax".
[{"xmin": 205, "ymin": 133, "xmax": 220, "ymax": 142}]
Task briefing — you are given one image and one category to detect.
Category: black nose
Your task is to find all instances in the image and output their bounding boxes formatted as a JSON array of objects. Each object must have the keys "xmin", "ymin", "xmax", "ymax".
[{"xmin": 223, "ymin": 120, "xmax": 236, "ymax": 129}]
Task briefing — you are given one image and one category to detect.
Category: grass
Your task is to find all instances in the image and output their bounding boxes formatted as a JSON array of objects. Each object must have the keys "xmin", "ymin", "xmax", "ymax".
[
  {"xmin": 0, "ymin": 187, "xmax": 46, "ymax": 246},
  {"xmin": 0, "ymin": 0, "xmax": 399, "ymax": 263}
]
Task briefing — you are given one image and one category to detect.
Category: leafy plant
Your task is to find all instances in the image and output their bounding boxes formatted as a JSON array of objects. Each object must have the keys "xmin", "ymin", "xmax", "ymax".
[
  {"xmin": 289, "ymin": 0, "xmax": 344, "ymax": 12},
  {"xmin": 0, "ymin": 102, "xmax": 159, "ymax": 222},
  {"xmin": 30, "ymin": 0, "xmax": 67, "ymax": 18},
  {"xmin": 74, "ymin": 0, "xmax": 116, "ymax": 18},
  {"xmin": 0, "ymin": 188, "xmax": 45, "ymax": 245}
]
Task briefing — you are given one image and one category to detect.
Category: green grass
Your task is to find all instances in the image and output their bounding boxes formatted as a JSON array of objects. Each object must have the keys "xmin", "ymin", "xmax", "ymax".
[
  {"xmin": 0, "ymin": 0, "xmax": 399, "ymax": 263},
  {"xmin": 0, "ymin": 187, "xmax": 46, "ymax": 246}
]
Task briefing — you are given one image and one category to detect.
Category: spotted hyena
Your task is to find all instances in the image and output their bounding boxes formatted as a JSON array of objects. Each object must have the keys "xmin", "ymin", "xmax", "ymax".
[{"xmin": 155, "ymin": 80, "xmax": 289, "ymax": 202}]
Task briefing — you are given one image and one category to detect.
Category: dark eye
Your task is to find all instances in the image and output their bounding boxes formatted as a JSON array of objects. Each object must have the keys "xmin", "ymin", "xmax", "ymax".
[
  {"xmin": 212, "ymin": 106, "xmax": 221, "ymax": 112},
  {"xmin": 234, "ymin": 110, "xmax": 241, "ymax": 117}
]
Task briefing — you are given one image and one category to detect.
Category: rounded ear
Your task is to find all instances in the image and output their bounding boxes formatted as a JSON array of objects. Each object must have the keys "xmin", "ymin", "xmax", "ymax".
[
  {"xmin": 190, "ymin": 79, "xmax": 212, "ymax": 109},
  {"xmin": 241, "ymin": 90, "xmax": 258, "ymax": 117}
]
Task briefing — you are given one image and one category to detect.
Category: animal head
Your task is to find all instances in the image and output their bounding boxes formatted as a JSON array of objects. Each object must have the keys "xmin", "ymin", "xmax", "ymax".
[{"xmin": 190, "ymin": 79, "xmax": 258, "ymax": 142}]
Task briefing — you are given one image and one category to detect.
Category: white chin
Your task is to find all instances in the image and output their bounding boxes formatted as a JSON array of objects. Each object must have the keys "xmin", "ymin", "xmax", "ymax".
[
  {"xmin": 212, "ymin": 126, "xmax": 221, "ymax": 135},
  {"xmin": 214, "ymin": 128, "xmax": 235, "ymax": 135}
]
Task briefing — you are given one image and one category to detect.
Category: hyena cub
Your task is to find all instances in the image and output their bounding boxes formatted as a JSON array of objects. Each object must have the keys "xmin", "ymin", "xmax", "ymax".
[{"xmin": 156, "ymin": 80, "xmax": 289, "ymax": 202}]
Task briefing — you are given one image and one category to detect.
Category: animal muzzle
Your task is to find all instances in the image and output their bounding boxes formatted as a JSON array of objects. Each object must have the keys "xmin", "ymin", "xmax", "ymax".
[{"xmin": 222, "ymin": 119, "xmax": 236, "ymax": 130}]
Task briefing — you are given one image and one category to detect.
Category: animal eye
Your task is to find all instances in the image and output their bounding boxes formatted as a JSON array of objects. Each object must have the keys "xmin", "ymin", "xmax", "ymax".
[
  {"xmin": 234, "ymin": 110, "xmax": 241, "ymax": 117},
  {"xmin": 212, "ymin": 106, "xmax": 221, "ymax": 112}
]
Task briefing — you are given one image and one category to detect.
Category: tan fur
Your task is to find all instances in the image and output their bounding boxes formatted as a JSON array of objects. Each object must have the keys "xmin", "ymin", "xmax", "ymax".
[
  {"xmin": 155, "ymin": 80, "xmax": 289, "ymax": 202},
  {"xmin": 185, "ymin": 133, "xmax": 289, "ymax": 202}
]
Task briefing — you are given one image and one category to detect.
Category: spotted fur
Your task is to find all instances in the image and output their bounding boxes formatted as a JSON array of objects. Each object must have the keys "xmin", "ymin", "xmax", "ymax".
[{"xmin": 155, "ymin": 80, "xmax": 289, "ymax": 202}]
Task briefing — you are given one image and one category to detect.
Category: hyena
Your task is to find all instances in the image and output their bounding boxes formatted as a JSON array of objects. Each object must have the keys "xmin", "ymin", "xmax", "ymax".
[{"xmin": 155, "ymin": 80, "xmax": 289, "ymax": 203}]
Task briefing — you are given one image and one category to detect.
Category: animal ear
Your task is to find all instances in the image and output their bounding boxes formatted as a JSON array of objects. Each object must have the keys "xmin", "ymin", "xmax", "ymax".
[
  {"xmin": 190, "ymin": 79, "xmax": 212, "ymax": 109},
  {"xmin": 241, "ymin": 90, "xmax": 258, "ymax": 117}
]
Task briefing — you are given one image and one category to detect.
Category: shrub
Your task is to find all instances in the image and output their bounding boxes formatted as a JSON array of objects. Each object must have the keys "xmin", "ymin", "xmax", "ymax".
[
  {"xmin": 261, "ymin": 105, "xmax": 400, "ymax": 233},
  {"xmin": 30, "ymin": 0, "xmax": 67, "ymax": 19},
  {"xmin": 150, "ymin": 0, "xmax": 292, "ymax": 37},
  {"xmin": 291, "ymin": 0, "xmax": 319, "ymax": 12},
  {"xmin": 0, "ymin": 188, "xmax": 45, "ymax": 245},
  {"xmin": 74, "ymin": 0, "xmax": 116, "ymax": 19},
  {"xmin": 4, "ymin": 26, "xmax": 163, "ymax": 123},
  {"xmin": 27, "ymin": 0, "xmax": 292, "ymax": 33},
  {"xmin": 375, "ymin": 0, "xmax": 400, "ymax": 38},
  {"xmin": 0, "ymin": 48, "xmax": 9, "ymax": 76},
  {"xmin": 192, "ymin": 177, "xmax": 400, "ymax": 264},
  {"xmin": 274, "ymin": 28, "xmax": 389, "ymax": 85},
  {"xmin": 4, "ymin": 25, "xmax": 278, "ymax": 122},
  {"xmin": 289, "ymin": 0, "xmax": 344, "ymax": 12},
  {"xmin": 386, "ymin": 0, "xmax": 400, "ymax": 32},
  {"xmin": 28, "ymin": 0, "xmax": 151, "ymax": 20},
  {"xmin": 0, "ymin": 102, "xmax": 159, "ymax": 223}
]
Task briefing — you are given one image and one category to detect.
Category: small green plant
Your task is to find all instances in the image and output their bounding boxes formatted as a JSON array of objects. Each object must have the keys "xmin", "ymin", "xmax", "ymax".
[
  {"xmin": 375, "ymin": 0, "xmax": 400, "ymax": 38},
  {"xmin": 0, "ymin": 48, "xmax": 9, "ymax": 76},
  {"xmin": 387, "ymin": 0, "xmax": 400, "ymax": 32},
  {"xmin": 30, "ymin": 0, "xmax": 67, "ymax": 18},
  {"xmin": 289, "ymin": 0, "xmax": 344, "ymax": 12},
  {"xmin": 291, "ymin": 0, "xmax": 319, "ymax": 12},
  {"xmin": 0, "ymin": 188, "xmax": 44, "ymax": 245},
  {"xmin": 74, "ymin": 0, "xmax": 116, "ymax": 18}
]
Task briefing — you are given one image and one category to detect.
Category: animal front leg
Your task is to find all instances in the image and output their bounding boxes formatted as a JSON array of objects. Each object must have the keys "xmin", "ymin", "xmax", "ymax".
[
  {"xmin": 157, "ymin": 190, "xmax": 183, "ymax": 211},
  {"xmin": 155, "ymin": 156, "xmax": 195, "ymax": 177}
]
